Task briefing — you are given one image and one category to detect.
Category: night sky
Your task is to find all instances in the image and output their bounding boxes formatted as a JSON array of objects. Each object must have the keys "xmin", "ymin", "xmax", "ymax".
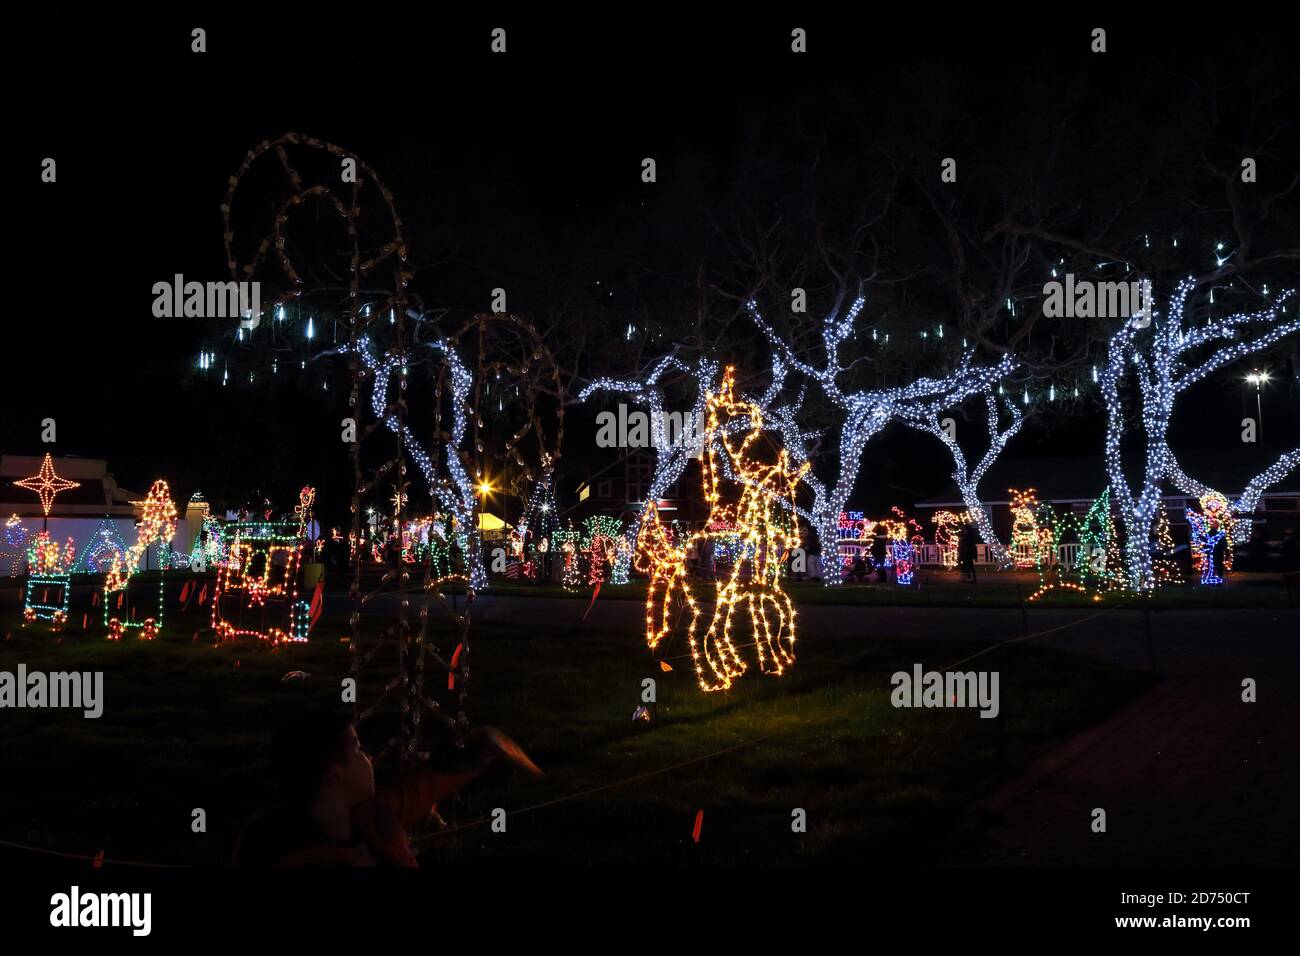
[{"xmin": 9, "ymin": 15, "xmax": 1297, "ymax": 524}]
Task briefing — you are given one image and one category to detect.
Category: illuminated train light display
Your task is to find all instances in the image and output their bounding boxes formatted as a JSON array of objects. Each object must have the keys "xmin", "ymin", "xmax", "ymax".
[{"xmin": 211, "ymin": 486, "xmax": 317, "ymax": 643}]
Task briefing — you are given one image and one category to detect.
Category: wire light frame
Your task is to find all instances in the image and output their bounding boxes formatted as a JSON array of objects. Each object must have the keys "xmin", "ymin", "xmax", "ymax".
[{"xmin": 223, "ymin": 133, "xmax": 462, "ymax": 769}]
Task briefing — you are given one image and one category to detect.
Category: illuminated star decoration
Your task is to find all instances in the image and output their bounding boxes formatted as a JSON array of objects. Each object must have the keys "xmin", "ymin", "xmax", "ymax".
[{"xmin": 14, "ymin": 453, "xmax": 81, "ymax": 516}]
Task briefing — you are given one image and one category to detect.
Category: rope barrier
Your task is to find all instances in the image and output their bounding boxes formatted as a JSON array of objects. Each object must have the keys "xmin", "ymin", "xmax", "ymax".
[
  {"xmin": 0, "ymin": 837, "xmax": 185, "ymax": 868},
  {"xmin": 411, "ymin": 732, "xmax": 777, "ymax": 846}
]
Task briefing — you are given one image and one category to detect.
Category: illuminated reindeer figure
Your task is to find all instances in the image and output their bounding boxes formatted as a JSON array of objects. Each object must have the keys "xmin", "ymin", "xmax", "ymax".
[
  {"xmin": 635, "ymin": 504, "xmax": 694, "ymax": 654},
  {"xmin": 640, "ymin": 367, "xmax": 807, "ymax": 691}
]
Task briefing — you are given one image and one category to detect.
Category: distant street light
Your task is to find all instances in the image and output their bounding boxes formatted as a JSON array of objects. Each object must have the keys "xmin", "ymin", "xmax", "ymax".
[{"xmin": 1245, "ymin": 369, "xmax": 1269, "ymax": 442}]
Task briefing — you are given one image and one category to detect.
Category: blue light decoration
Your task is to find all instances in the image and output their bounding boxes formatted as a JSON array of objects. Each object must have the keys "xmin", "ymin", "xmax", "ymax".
[
  {"xmin": 1186, "ymin": 493, "xmax": 1233, "ymax": 586},
  {"xmin": 76, "ymin": 518, "xmax": 130, "ymax": 574},
  {"xmin": 351, "ymin": 334, "xmax": 485, "ymax": 587},
  {"xmin": 2, "ymin": 516, "xmax": 32, "ymax": 577}
]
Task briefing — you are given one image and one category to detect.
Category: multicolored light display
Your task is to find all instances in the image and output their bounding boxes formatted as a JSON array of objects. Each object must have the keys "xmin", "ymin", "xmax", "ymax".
[
  {"xmin": 22, "ymin": 530, "xmax": 76, "ymax": 630},
  {"xmin": 1187, "ymin": 493, "xmax": 1234, "ymax": 585},
  {"xmin": 211, "ymin": 486, "xmax": 316, "ymax": 643},
  {"xmin": 104, "ymin": 480, "xmax": 177, "ymax": 640}
]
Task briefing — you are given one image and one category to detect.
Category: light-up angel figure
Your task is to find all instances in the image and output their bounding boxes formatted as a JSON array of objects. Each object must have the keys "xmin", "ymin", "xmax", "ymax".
[{"xmin": 1187, "ymin": 492, "xmax": 1233, "ymax": 585}]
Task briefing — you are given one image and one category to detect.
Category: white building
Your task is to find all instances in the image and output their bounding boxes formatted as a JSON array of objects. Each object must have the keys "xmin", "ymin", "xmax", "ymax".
[{"xmin": 1, "ymin": 455, "xmax": 204, "ymax": 575}]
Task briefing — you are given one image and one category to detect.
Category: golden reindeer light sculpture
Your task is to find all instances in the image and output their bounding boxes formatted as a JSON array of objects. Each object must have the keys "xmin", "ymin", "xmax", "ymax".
[{"xmin": 637, "ymin": 366, "xmax": 808, "ymax": 691}]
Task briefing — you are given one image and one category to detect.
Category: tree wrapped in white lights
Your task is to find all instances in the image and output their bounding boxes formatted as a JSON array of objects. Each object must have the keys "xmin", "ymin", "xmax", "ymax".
[
  {"xmin": 746, "ymin": 293, "xmax": 1017, "ymax": 584},
  {"xmin": 899, "ymin": 391, "xmax": 1023, "ymax": 568},
  {"xmin": 579, "ymin": 354, "xmax": 719, "ymax": 577},
  {"xmin": 350, "ymin": 332, "xmax": 486, "ymax": 587},
  {"xmin": 1100, "ymin": 278, "xmax": 1296, "ymax": 591},
  {"xmin": 1166, "ymin": 448, "xmax": 1300, "ymax": 545}
]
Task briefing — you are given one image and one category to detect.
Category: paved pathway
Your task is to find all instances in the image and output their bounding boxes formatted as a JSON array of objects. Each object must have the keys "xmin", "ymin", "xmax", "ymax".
[{"xmin": 465, "ymin": 593, "xmax": 1300, "ymax": 865}]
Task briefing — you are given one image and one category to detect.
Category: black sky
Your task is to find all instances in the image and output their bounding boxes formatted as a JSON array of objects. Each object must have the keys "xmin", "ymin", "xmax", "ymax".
[{"xmin": 8, "ymin": 14, "xmax": 1297, "ymax": 521}]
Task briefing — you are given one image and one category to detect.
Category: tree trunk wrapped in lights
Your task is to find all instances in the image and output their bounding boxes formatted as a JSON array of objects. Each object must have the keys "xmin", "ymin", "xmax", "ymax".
[
  {"xmin": 1100, "ymin": 279, "xmax": 1295, "ymax": 592},
  {"xmin": 902, "ymin": 393, "xmax": 1023, "ymax": 569},
  {"xmin": 745, "ymin": 293, "xmax": 1017, "ymax": 585},
  {"xmin": 580, "ymin": 355, "xmax": 719, "ymax": 580}
]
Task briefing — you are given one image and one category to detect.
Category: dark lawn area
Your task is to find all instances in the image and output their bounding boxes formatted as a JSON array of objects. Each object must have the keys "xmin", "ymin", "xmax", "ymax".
[
  {"xmin": 485, "ymin": 574, "xmax": 1298, "ymax": 609},
  {"xmin": 0, "ymin": 587, "xmax": 1156, "ymax": 866}
]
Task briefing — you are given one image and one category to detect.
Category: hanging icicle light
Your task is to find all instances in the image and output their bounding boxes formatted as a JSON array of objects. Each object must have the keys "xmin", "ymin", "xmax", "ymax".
[{"xmin": 306, "ymin": 316, "xmax": 315, "ymax": 340}]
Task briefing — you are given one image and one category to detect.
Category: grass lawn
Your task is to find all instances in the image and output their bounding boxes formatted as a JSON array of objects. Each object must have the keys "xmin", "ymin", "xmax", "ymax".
[{"xmin": 0, "ymin": 589, "xmax": 1156, "ymax": 866}]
